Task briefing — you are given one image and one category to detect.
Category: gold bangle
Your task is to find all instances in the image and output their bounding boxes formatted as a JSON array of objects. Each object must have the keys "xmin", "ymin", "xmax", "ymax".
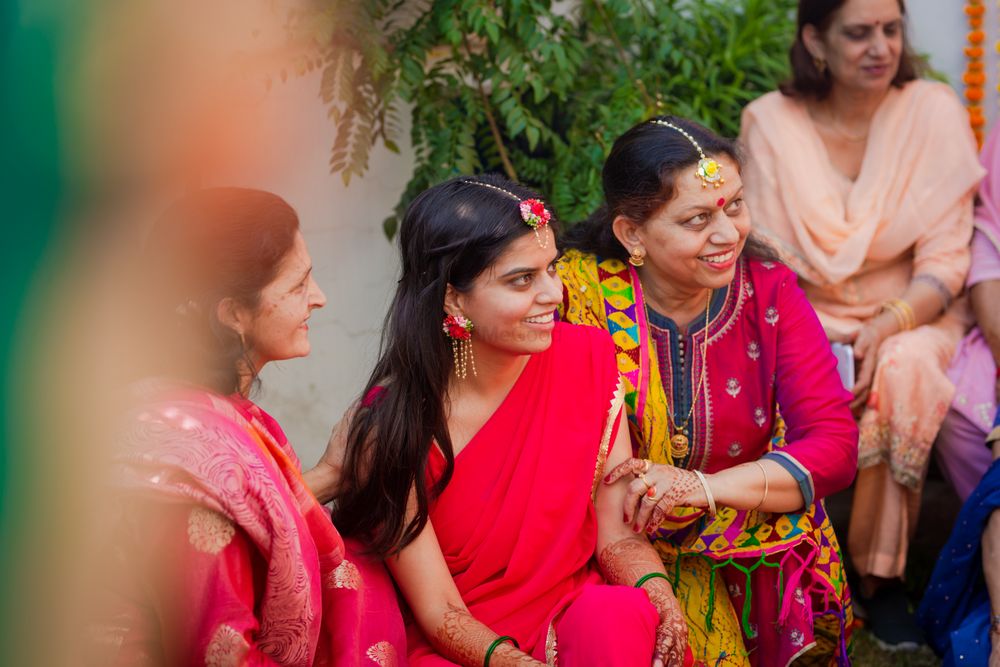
[
  {"xmin": 897, "ymin": 299, "xmax": 916, "ymax": 330},
  {"xmin": 751, "ymin": 461, "xmax": 769, "ymax": 511},
  {"xmin": 692, "ymin": 469, "xmax": 717, "ymax": 517},
  {"xmin": 881, "ymin": 299, "xmax": 915, "ymax": 332}
]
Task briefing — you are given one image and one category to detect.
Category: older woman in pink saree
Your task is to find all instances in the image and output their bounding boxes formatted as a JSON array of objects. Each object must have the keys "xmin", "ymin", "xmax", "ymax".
[{"xmin": 96, "ymin": 188, "xmax": 405, "ymax": 666}]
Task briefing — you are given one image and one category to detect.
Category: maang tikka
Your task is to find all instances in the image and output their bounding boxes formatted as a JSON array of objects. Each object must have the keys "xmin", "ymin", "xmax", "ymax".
[
  {"xmin": 442, "ymin": 314, "xmax": 477, "ymax": 379},
  {"xmin": 463, "ymin": 180, "xmax": 553, "ymax": 248},
  {"xmin": 650, "ymin": 119, "xmax": 726, "ymax": 189}
]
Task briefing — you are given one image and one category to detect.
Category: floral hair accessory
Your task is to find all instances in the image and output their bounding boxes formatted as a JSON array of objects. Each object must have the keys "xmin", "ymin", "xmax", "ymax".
[
  {"xmin": 650, "ymin": 119, "xmax": 726, "ymax": 189},
  {"xmin": 464, "ymin": 180, "xmax": 551, "ymax": 248},
  {"xmin": 442, "ymin": 314, "xmax": 473, "ymax": 341},
  {"xmin": 519, "ymin": 199, "xmax": 551, "ymax": 230}
]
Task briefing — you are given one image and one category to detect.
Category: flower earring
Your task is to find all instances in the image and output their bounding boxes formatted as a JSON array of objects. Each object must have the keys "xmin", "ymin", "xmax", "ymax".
[
  {"xmin": 628, "ymin": 247, "xmax": 645, "ymax": 267},
  {"xmin": 443, "ymin": 314, "xmax": 477, "ymax": 379}
]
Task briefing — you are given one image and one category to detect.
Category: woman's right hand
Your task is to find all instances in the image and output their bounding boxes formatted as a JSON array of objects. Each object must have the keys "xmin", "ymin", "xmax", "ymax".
[{"xmin": 850, "ymin": 314, "xmax": 897, "ymax": 413}]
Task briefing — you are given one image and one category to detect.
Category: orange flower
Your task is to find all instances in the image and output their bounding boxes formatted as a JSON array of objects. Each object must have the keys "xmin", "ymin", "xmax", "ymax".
[
  {"xmin": 963, "ymin": 71, "xmax": 987, "ymax": 86},
  {"xmin": 965, "ymin": 87, "xmax": 985, "ymax": 102},
  {"xmin": 965, "ymin": 4, "xmax": 985, "ymax": 17},
  {"xmin": 971, "ymin": 114, "xmax": 986, "ymax": 128},
  {"xmin": 968, "ymin": 30, "xmax": 986, "ymax": 44},
  {"xmin": 969, "ymin": 60, "xmax": 985, "ymax": 71},
  {"xmin": 969, "ymin": 17, "xmax": 983, "ymax": 29},
  {"xmin": 966, "ymin": 46, "xmax": 984, "ymax": 58}
]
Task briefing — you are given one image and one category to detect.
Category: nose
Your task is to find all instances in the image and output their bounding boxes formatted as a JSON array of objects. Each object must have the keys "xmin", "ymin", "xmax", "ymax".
[
  {"xmin": 309, "ymin": 276, "xmax": 327, "ymax": 310},
  {"xmin": 869, "ymin": 29, "xmax": 889, "ymax": 57},
  {"xmin": 710, "ymin": 213, "xmax": 741, "ymax": 246},
  {"xmin": 538, "ymin": 269, "xmax": 564, "ymax": 305}
]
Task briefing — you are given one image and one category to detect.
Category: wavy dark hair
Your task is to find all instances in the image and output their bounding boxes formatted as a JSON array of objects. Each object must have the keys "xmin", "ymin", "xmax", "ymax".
[
  {"xmin": 333, "ymin": 174, "xmax": 555, "ymax": 556},
  {"xmin": 139, "ymin": 187, "xmax": 299, "ymax": 396},
  {"xmin": 779, "ymin": 0, "xmax": 921, "ymax": 99},
  {"xmin": 561, "ymin": 115, "xmax": 775, "ymax": 261}
]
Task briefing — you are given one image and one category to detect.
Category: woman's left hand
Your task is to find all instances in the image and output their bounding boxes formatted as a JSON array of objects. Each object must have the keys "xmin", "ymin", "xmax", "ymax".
[
  {"xmin": 645, "ymin": 579, "xmax": 689, "ymax": 667},
  {"xmin": 604, "ymin": 458, "xmax": 704, "ymax": 534}
]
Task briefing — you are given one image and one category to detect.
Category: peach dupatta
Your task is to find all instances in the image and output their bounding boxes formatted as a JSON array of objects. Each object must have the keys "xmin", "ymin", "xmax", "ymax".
[{"xmin": 740, "ymin": 81, "xmax": 982, "ymax": 339}]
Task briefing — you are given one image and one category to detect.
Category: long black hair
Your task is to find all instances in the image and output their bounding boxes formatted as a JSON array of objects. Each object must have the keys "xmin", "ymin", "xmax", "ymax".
[
  {"xmin": 333, "ymin": 174, "xmax": 554, "ymax": 556},
  {"xmin": 561, "ymin": 115, "xmax": 776, "ymax": 261}
]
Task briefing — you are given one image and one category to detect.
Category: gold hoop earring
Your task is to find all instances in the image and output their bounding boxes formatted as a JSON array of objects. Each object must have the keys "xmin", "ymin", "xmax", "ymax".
[{"xmin": 628, "ymin": 247, "xmax": 645, "ymax": 267}]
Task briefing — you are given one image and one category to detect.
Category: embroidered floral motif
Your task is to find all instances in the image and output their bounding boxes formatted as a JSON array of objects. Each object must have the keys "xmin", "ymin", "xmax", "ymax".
[
  {"xmin": 765, "ymin": 306, "xmax": 779, "ymax": 326},
  {"xmin": 366, "ymin": 641, "xmax": 399, "ymax": 666},
  {"xmin": 188, "ymin": 507, "xmax": 235, "ymax": 555},
  {"xmin": 728, "ymin": 442, "xmax": 743, "ymax": 458},
  {"xmin": 761, "ymin": 261, "xmax": 775, "ymax": 269},
  {"xmin": 725, "ymin": 378, "xmax": 741, "ymax": 398},
  {"xmin": 789, "ymin": 629, "xmax": 805, "ymax": 647},
  {"xmin": 794, "ymin": 587, "xmax": 806, "ymax": 606},
  {"xmin": 327, "ymin": 559, "xmax": 361, "ymax": 590},
  {"xmin": 747, "ymin": 341, "xmax": 760, "ymax": 361},
  {"xmin": 206, "ymin": 625, "xmax": 248, "ymax": 667},
  {"xmin": 753, "ymin": 407, "xmax": 766, "ymax": 428},
  {"xmin": 745, "ymin": 282, "xmax": 755, "ymax": 299}
]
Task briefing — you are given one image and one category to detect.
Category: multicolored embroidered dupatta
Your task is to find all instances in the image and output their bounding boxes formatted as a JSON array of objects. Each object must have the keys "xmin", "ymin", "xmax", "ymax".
[{"xmin": 558, "ymin": 251, "xmax": 854, "ymax": 667}]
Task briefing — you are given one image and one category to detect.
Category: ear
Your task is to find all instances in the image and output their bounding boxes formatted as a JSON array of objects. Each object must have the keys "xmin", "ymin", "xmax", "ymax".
[
  {"xmin": 611, "ymin": 215, "xmax": 643, "ymax": 254},
  {"xmin": 216, "ymin": 297, "xmax": 248, "ymax": 338},
  {"xmin": 443, "ymin": 284, "xmax": 464, "ymax": 318},
  {"xmin": 801, "ymin": 24, "xmax": 826, "ymax": 62}
]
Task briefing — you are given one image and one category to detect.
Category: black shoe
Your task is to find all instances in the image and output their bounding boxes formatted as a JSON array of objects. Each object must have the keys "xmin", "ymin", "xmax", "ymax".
[{"xmin": 859, "ymin": 583, "xmax": 924, "ymax": 652}]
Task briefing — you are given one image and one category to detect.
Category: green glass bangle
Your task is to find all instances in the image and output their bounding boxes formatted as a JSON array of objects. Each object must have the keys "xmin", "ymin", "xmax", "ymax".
[
  {"xmin": 484, "ymin": 635, "xmax": 518, "ymax": 667},
  {"xmin": 634, "ymin": 571, "xmax": 670, "ymax": 589}
]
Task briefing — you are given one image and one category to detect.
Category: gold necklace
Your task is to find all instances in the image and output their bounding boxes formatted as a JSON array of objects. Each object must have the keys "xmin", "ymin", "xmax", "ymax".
[{"xmin": 644, "ymin": 290, "xmax": 711, "ymax": 460}]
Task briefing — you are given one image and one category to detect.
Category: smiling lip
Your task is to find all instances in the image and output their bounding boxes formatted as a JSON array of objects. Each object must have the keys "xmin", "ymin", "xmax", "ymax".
[
  {"xmin": 698, "ymin": 248, "xmax": 737, "ymax": 270},
  {"xmin": 862, "ymin": 64, "xmax": 890, "ymax": 75},
  {"xmin": 524, "ymin": 311, "xmax": 555, "ymax": 325}
]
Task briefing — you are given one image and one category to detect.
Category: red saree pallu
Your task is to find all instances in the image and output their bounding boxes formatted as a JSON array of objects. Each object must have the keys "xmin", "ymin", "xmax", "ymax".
[
  {"xmin": 407, "ymin": 323, "xmax": 653, "ymax": 665},
  {"xmin": 102, "ymin": 382, "xmax": 406, "ymax": 666}
]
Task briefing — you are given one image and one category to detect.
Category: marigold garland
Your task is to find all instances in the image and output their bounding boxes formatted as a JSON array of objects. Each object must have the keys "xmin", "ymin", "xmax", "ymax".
[{"xmin": 965, "ymin": 0, "xmax": 986, "ymax": 147}]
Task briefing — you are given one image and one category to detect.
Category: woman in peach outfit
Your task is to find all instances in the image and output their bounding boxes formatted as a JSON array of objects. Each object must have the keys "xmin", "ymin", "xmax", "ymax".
[{"xmin": 739, "ymin": 0, "xmax": 983, "ymax": 649}]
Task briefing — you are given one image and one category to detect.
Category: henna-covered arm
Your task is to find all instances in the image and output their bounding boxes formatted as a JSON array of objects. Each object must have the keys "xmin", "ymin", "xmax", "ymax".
[
  {"xmin": 387, "ymin": 494, "xmax": 542, "ymax": 666},
  {"xmin": 594, "ymin": 407, "xmax": 688, "ymax": 667}
]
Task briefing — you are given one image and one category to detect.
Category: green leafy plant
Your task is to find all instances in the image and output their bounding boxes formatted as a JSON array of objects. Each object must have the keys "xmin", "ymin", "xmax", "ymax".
[{"xmin": 295, "ymin": 0, "xmax": 795, "ymax": 237}]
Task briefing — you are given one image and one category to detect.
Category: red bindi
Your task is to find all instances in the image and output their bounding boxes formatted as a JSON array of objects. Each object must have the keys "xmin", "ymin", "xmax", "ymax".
[{"xmin": 717, "ymin": 197, "xmax": 725, "ymax": 207}]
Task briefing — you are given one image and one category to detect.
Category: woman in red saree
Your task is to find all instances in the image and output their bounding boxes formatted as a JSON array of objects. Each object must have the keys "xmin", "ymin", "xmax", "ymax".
[
  {"xmin": 329, "ymin": 175, "xmax": 690, "ymax": 666},
  {"xmin": 96, "ymin": 188, "xmax": 404, "ymax": 666}
]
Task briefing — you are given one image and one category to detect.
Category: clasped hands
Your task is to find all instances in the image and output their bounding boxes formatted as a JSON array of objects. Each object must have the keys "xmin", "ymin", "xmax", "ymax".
[{"xmin": 604, "ymin": 458, "xmax": 707, "ymax": 534}]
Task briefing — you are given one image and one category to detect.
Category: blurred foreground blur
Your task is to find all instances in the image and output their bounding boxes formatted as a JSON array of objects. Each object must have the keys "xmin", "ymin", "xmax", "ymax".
[{"xmin": 0, "ymin": 1, "xmax": 325, "ymax": 663}]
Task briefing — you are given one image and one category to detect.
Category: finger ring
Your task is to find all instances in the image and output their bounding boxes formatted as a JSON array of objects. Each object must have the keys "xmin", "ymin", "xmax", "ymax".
[
  {"xmin": 638, "ymin": 473, "xmax": 652, "ymax": 488},
  {"xmin": 645, "ymin": 485, "xmax": 658, "ymax": 500}
]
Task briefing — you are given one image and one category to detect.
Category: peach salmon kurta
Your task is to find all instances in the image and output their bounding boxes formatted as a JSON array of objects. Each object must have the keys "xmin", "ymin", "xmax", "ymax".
[{"xmin": 740, "ymin": 80, "xmax": 984, "ymax": 578}]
